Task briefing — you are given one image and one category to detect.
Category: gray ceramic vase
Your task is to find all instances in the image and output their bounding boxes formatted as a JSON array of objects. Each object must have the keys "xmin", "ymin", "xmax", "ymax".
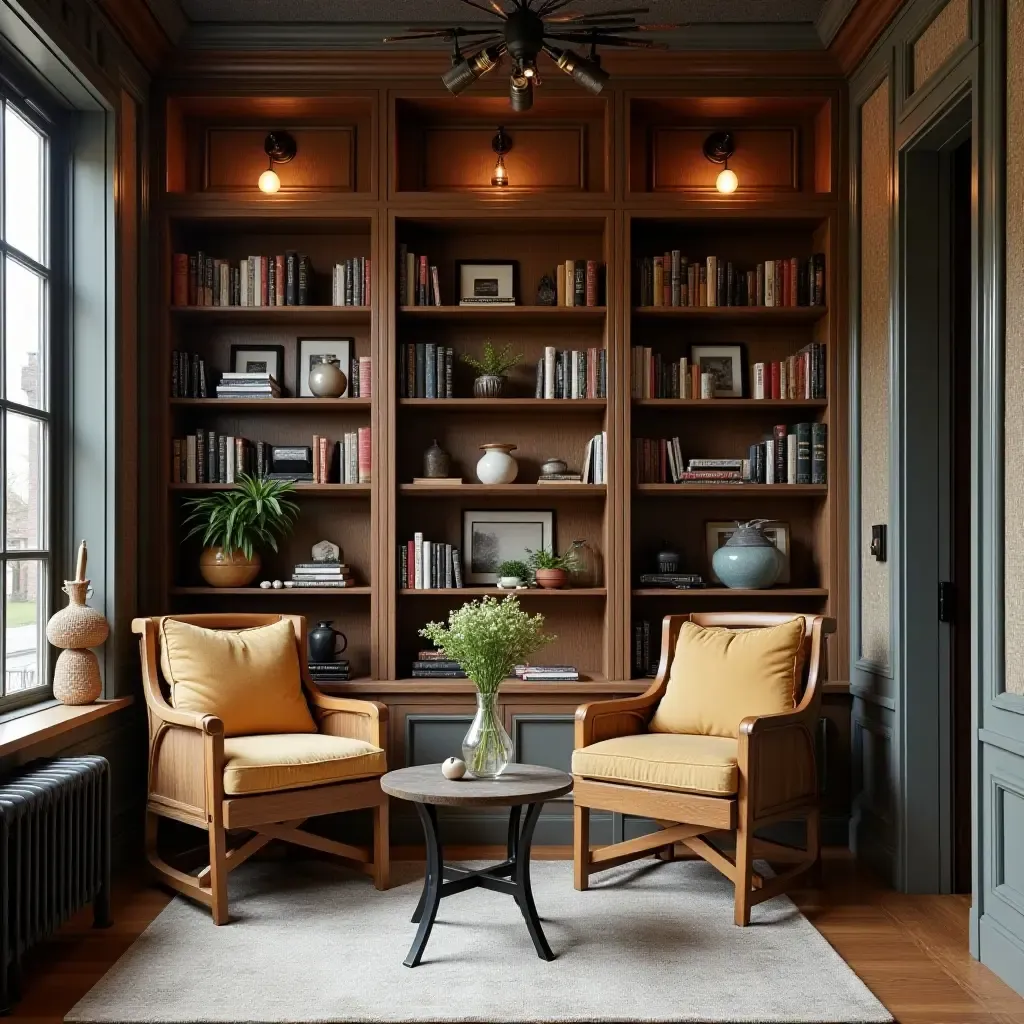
[
  {"xmin": 473, "ymin": 374, "xmax": 504, "ymax": 399},
  {"xmin": 712, "ymin": 520, "xmax": 782, "ymax": 589}
]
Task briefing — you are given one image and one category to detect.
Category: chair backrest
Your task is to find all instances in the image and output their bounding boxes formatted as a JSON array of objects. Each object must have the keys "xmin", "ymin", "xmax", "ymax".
[{"xmin": 656, "ymin": 612, "xmax": 835, "ymax": 707}]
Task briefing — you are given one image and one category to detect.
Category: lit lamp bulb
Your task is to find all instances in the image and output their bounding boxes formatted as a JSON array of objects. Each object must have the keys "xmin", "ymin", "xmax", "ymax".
[
  {"xmin": 716, "ymin": 166, "xmax": 738, "ymax": 194},
  {"xmin": 490, "ymin": 126, "xmax": 512, "ymax": 187},
  {"xmin": 491, "ymin": 152, "xmax": 509, "ymax": 187},
  {"xmin": 258, "ymin": 167, "xmax": 281, "ymax": 194}
]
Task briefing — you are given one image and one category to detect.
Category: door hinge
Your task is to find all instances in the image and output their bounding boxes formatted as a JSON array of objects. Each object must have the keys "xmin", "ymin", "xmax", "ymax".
[{"xmin": 938, "ymin": 581, "xmax": 954, "ymax": 623}]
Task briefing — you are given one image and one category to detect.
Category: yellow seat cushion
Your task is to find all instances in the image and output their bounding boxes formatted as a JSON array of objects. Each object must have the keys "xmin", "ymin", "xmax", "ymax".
[
  {"xmin": 649, "ymin": 619, "xmax": 805, "ymax": 738},
  {"xmin": 222, "ymin": 733, "xmax": 386, "ymax": 796},
  {"xmin": 572, "ymin": 733, "xmax": 738, "ymax": 796},
  {"xmin": 159, "ymin": 617, "xmax": 316, "ymax": 738}
]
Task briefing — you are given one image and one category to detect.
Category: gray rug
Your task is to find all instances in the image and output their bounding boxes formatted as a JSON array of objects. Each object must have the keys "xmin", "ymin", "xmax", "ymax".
[{"xmin": 68, "ymin": 859, "xmax": 891, "ymax": 1024}]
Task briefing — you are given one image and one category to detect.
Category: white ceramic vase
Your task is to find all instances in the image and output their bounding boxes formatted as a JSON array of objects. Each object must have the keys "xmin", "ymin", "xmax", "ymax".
[{"xmin": 476, "ymin": 443, "xmax": 518, "ymax": 485}]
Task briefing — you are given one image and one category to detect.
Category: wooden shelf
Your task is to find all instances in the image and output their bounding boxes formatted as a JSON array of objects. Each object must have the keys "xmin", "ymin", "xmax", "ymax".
[
  {"xmin": 632, "ymin": 306, "xmax": 827, "ymax": 322},
  {"xmin": 398, "ymin": 305, "xmax": 606, "ymax": 322},
  {"xmin": 321, "ymin": 677, "xmax": 635, "ymax": 697},
  {"xmin": 632, "ymin": 587, "xmax": 828, "ymax": 598},
  {"xmin": 400, "ymin": 587, "xmax": 607, "ymax": 597},
  {"xmin": 635, "ymin": 483, "xmax": 827, "ymax": 497},
  {"xmin": 171, "ymin": 586, "xmax": 372, "ymax": 596},
  {"xmin": 400, "ymin": 483, "xmax": 607, "ymax": 497},
  {"xmin": 170, "ymin": 483, "xmax": 370, "ymax": 495},
  {"xmin": 400, "ymin": 398, "xmax": 606, "ymax": 410},
  {"xmin": 170, "ymin": 305, "xmax": 370, "ymax": 323},
  {"xmin": 170, "ymin": 398, "xmax": 372, "ymax": 410},
  {"xmin": 633, "ymin": 398, "xmax": 827, "ymax": 409}
]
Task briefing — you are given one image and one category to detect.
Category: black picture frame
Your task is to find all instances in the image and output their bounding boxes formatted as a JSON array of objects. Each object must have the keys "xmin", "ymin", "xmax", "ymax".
[
  {"xmin": 455, "ymin": 259, "xmax": 520, "ymax": 305},
  {"xmin": 229, "ymin": 344, "xmax": 286, "ymax": 386},
  {"xmin": 689, "ymin": 343, "xmax": 745, "ymax": 398}
]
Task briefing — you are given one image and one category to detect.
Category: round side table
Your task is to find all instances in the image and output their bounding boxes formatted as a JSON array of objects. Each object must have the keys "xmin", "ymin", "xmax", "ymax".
[{"xmin": 380, "ymin": 763, "xmax": 573, "ymax": 968}]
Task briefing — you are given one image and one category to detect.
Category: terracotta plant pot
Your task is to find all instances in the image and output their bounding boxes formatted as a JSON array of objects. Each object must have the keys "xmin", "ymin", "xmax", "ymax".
[
  {"xmin": 534, "ymin": 567, "xmax": 568, "ymax": 590},
  {"xmin": 199, "ymin": 547, "xmax": 262, "ymax": 588}
]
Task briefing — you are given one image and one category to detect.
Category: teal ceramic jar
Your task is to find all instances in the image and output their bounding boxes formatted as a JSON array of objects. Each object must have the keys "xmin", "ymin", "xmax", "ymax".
[{"xmin": 712, "ymin": 521, "xmax": 782, "ymax": 589}]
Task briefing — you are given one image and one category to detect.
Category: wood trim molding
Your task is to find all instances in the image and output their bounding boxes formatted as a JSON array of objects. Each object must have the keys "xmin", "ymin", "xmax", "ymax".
[
  {"xmin": 830, "ymin": 0, "xmax": 911, "ymax": 73},
  {"xmin": 0, "ymin": 697, "xmax": 133, "ymax": 758},
  {"xmin": 99, "ymin": 0, "xmax": 176, "ymax": 71}
]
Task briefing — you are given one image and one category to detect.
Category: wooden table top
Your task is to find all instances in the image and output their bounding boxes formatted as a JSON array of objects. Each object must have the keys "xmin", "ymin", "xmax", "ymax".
[{"xmin": 380, "ymin": 763, "xmax": 573, "ymax": 806}]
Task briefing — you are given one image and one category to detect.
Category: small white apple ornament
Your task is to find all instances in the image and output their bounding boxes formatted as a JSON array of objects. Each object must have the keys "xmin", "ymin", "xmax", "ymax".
[{"xmin": 441, "ymin": 757, "xmax": 466, "ymax": 780}]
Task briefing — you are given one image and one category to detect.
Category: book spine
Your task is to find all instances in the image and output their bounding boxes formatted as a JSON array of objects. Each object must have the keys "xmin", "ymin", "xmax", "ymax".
[
  {"xmin": 418, "ymin": 255, "xmax": 428, "ymax": 306},
  {"xmin": 452, "ymin": 548, "xmax": 463, "ymax": 589},
  {"xmin": 359, "ymin": 356, "xmax": 372, "ymax": 399},
  {"xmin": 585, "ymin": 260, "xmax": 598, "ymax": 306},
  {"xmin": 574, "ymin": 262, "xmax": 586, "ymax": 305},
  {"xmin": 172, "ymin": 254, "xmax": 188, "ymax": 306},
  {"xmin": 811, "ymin": 422, "xmax": 828, "ymax": 484},
  {"xmin": 171, "ymin": 439, "xmax": 182, "ymax": 483},
  {"xmin": 357, "ymin": 426, "xmax": 371, "ymax": 484},
  {"xmin": 430, "ymin": 265, "xmax": 442, "ymax": 307},
  {"xmin": 297, "ymin": 254, "xmax": 309, "ymax": 305}
]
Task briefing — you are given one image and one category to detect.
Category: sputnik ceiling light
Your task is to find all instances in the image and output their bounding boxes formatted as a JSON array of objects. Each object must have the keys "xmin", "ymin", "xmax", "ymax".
[{"xmin": 384, "ymin": 2, "xmax": 680, "ymax": 109}]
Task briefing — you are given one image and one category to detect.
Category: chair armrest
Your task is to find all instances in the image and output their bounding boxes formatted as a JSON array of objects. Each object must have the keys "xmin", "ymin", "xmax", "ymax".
[
  {"xmin": 309, "ymin": 689, "xmax": 388, "ymax": 749},
  {"xmin": 738, "ymin": 708, "xmax": 818, "ymax": 818},
  {"xmin": 575, "ymin": 689, "xmax": 661, "ymax": 748}
]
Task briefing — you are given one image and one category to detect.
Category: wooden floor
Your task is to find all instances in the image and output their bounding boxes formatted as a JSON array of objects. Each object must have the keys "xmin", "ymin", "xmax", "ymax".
[{"xmin": 8, "ymin": 855, "xmax": 1024, "ymax": 1024}]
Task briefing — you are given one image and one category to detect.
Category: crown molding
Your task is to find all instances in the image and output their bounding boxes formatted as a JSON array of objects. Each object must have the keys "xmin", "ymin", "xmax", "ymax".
[
  {"xmin": 179, "ymin": 19, "xmax": 824, "ymax": 53},
  {"xmin": 816, "ymin": 0, "xmax": 860, "ymax": 46},
  {"xmin": 827, "ymin": 0, "xmax": 908, "ymax": 73},
  {"xmin": 143, "ymin": 0, "xmax": 186, "ymax": 43},
  {"xmin": 97, "ymin": 0, "xmax": 175, "ymax": 70}
]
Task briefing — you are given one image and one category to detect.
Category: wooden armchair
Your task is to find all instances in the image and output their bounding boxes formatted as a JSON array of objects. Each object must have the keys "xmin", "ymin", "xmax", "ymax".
[
  {"xmin": 573, "ymin": 612, "xmax": 835, "ymax": 926},
  {"xmin": 133, "ymin": 613, "xmax": 390, "ymax": 924}
]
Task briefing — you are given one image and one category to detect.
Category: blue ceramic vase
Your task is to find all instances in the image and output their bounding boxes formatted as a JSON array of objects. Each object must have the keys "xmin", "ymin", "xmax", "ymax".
[{"xmin": 712, "ymin": 521, "xmax": 782, "ymax": 589}]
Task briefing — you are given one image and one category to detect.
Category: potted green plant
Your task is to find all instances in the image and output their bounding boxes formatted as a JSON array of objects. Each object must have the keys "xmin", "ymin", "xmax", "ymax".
[
  {"xmin": 461, "ymin": 341, "xmax": 523, "ymax": 398},
  {"xmin": 497, "ymin": 559, "xmax": 530, "ymax": 588},
  {"xmin": 527, "ymin": 545, "xmax": 581, "ymax": 590},
  {"xmin": 183, "ymin": 475, "xmax": 299, "ymax": 588},
  {"xmin": 420, "ymin": 596, "xmax": 554, "ymax": 778}
]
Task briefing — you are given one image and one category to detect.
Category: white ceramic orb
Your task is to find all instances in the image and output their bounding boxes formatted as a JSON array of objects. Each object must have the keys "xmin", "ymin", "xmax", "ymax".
[
  {"xmin": 260, "ymin": 580, "xmax": 272, "ymax": 589},
  {"xmin": 441, "ymin": 757, "xmax": 467, "ymax": 780},
  {"xmin": 476, "ymin": 443, "xmax": 518, "ymax": 485}
]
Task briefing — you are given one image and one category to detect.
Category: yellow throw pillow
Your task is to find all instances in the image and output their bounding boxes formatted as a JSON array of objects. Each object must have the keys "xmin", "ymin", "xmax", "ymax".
[
  {"xmin": 159, "ymin": 617, "xmax": 316, "ymax": 737},
  {"xmin": 649, "ymin": 618, "xmax": 805, "ymax": 738}
]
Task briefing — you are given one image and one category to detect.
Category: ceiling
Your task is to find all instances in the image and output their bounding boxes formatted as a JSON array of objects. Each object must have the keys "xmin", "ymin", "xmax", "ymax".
[{"xmin": 167, "ymin": 0, "xmax": 855, "ymax": 49}]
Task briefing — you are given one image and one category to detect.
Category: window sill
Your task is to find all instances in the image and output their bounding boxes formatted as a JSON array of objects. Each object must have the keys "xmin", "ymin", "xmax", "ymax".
[{"xmin": 0, "ymin": 697, "xmax": 133, "ymax": 758}]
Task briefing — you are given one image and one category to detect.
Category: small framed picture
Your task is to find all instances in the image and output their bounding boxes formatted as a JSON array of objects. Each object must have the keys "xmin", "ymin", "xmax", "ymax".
[
  {"xmin": 691, "ymin": 344, "xmax": 744, "ymax": 398},
  {"xmin": 705, "ymin": 520, "xmax": 790, "ymax": 584},
  {"xmin": 463, "ymin": 509, "xmax": 554, "ymax": 584},
  {"xmin": 230, "ymin": 345, "xmax": 285, "ymax": 382},
  {"xmin": 296, "ymin": 337, "xmax": 353, "ymax": 398},
  {"xmin": 456, "ymin": 260, "xmax": 518, "ymax": 306}
]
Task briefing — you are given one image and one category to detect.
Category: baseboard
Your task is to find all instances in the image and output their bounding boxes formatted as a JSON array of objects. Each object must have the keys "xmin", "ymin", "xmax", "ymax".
[{"xmin": 978, "ymin": 914, "xmax": 1024, "ymax": 997}]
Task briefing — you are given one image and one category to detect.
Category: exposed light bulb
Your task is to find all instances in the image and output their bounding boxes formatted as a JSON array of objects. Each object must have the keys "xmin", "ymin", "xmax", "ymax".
[
  {"xmin": 716, "ymin": 167, "xmax": 738, "ymax": 194},
  {"xmin": 259, "ymin": 168, "xmax": 281, "ymax": 194},
  {"xmin": 491, "ymin": 153, "xmax": 509, "ymax": 187}
]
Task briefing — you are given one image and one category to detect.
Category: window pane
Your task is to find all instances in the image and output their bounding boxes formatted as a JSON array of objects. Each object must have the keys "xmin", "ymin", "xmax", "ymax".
[
  {"xmin": 4, "ymin": 257, "xmax": 45, "ymax": 409},
  {"xmin": 5, "ymin": 558, "xmax": 44, "ymax": 695},
  {"xmin": 6, "ymin": 411, "xmax": 46, "ymax": 549},
  {"xmin": 4, "ymin": 105, "xmax": 46, "ymax": 265}
]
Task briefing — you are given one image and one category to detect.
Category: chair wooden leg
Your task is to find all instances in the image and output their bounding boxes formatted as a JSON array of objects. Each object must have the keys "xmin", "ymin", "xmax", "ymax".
[
  {"xmin": 733, "ymin": 818, "xmax": 753, "ymax": 927},
  {"xmin": 806, "ymin": 805, "xmax": 822, "ymax": 887},
  {"xmin": 207, "ymin": 822, "xmax": 229, "ymax": 925},
  {"xmin": 573, "ymin": 802, "xmax": 590, "ymax": 891},
  {"xmin": 372, "ymin": 798, "xmax": 391, "ymax": 891}
]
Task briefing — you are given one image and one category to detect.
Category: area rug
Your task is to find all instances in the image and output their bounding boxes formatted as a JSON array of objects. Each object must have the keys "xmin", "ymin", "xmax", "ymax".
[{"xmin": 67, "ymin": 859, "xmax": 891, "ymax": 1024}]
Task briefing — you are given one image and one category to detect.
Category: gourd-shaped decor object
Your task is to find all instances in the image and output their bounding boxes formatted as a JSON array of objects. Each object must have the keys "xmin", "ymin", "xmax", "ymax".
[
  {"xmin": 476, "ymin": 443, "xmax": 518, "ymax": 485},
  {"xmin": 423, "ymin": 439, "xmax": 451, "ymax": 479},
  {"xmin": 711, "ymin": 520, "xmax": 782, "ymax": 590},
  {"xmin": 45, "ymin": 541, "xmax": 109, "ymax": 705},
  {"xmin": 308, "ymin": 356, "xmax": 347, "ymax": 398}
]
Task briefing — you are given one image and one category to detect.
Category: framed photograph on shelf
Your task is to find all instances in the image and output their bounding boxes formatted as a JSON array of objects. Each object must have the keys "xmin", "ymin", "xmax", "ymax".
[
  {"xmin": 463, "ymin": 509, "xmax": 554, "ymax": 584},
  {"xmin": 229, "ymin": 344, "xmax": 285, "ymax": 382},
  {"xmin": 456, "ymin": 260, "xmax": 517, "ymax": 306},
  {"xmin": 691, "ymin": 344, "xmax": 744, "ymax": 398},
  {"xmin": 705, "ymin": 520, "xmax": 790, "ymax": 584},
  {"xmin": 296, "ymin": 337, "xmax": 352, "ymax": 398}
]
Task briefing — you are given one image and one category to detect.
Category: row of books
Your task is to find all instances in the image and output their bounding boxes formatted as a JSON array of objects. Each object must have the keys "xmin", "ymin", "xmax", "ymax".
[
  {"xmin": 582, "ymin": 432, "xmax": 608, "ymax": 485},
  {"xmin": 312, "ymin": 430, "xmax": 372, "ymax": 484},
  {"xmin": 633, "ymin": 620, "xmax": 659, "ymax": 677},
  {"xmin": 308, "ymin": 659, "xmax": 350, "ymax": 682},
  {"xmin": 398, "ymin": 247, "xmax": 442, "ymax": 306},
  {"xmin": 535, "ymin": 347, "xmax": 608, "ymax": 399},
  {"xmin": 552, "ymin": 260, "xmax": 603, "ymax": 307},
  {"xmin": 631, "ymin": 352, "xmax": 714, "ymax": 401},
  {"xmin": 515, "ymin": 664, "xmax": 580, "ymax": 681},
  {"xmin": 635, "ymin": 253, "xmax": 827, "ymax": 308},
  {"xmin": 171, "ymin": 351, "xmax": 208, "ymax": 398},
  {"xmin": 400, "ymin": 345, "xmax": 454, "ymax": 399},
  {"xmin": 291, "ymin": 561, "xmax": 356, "ymax": 589},
  {"xmin": 216, "ymin": 372, "xmax": 281, "ymax": 400},
  {"xmin": 400, "ymin": 535, "xmax": 465, "ymax": 590},
  {"xmin": 411, "ymin": 651, "xmax": 580, "ymax": 681},
  {"xmin": 172, "ymin": 432, "xmax": 267, "ymax": 484},
  {"xmin": 634, "ymin": 423, "xmax": 827, "ymax": 485},
  {"xmin": 330, "ymin": 258, "xmax": 372, "ymax": 306},
  {"xmin": 172, "ymin": 252, "xmax": 318, "ymax": 307}
]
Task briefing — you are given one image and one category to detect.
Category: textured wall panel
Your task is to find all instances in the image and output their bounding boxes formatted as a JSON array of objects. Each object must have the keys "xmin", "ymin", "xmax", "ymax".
[
  {"xmin": 859, "ymin": 79, "xmax": 891, "ymax": 671},
  {"xmin": 912, "ymin": 0, "xmax": 970, "ymax": 92},
  {"xmin": 1006, "ymin": 0, "xmax": 1024, "ymax": 696}
]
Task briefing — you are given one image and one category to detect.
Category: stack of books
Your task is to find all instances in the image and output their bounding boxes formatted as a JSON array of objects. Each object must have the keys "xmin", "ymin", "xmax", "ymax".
[
  {"xmin": 554, "ymin": 260, "xmax": 603, "ymax": 306},
  {"xmin": 633, "ymin": 621, "xmax": 658, "ymax": 677},
  {"xmin": 308, "ymin": 660, "xmax": 351, "ymax": 684},
  {"xmin": 216, "ymin": 372, "xmax": 281, "ymax": 400},
  {"xmin": 635, "ymin": 441, "xmax": 744, "ymax": 485},
  {"xmin": 411, "ymin": 651, "xmax": 466, "ymax": 678},
  {"xmin": 752, "ymin": 345, "xmax": 827, "ymax": 399},
  {"xmin": 638, "ymin": 572, "xmax": 705, "ymax": 589},
  {"xmin": 287, "ymin": 561, "xmax": 355, "ymax": 589},
  {"xmin": 331, "ymin": 258, "xmax": 371, "ymax": 306},
  {"xmin": 170, "ymin": 351, "xmax": 208, "ymax": 398},
  {"xmin": 515, "ymin": 665, "xmax": 580, "ymax": 682},
  {"xmin": 400, "ymin": 344, "xmax": 455, "ymax": 398},
  {"xmin": 312, "ymin": 429, "xmax": 371, "ymax": 484},
  {"xmin": 537, "ymin": 346, "xmax": 607, "ymax": 399},
  {"xmin": 400, "ymin": 535, "xmax": 463, "ymax": 589},
  {"xmin": 748, "ymin": 423, "xmax": 827, "ymax": 485},
  {"xmin": 398, "ymin": 246, "xmax": 441, "ymax": 306}
]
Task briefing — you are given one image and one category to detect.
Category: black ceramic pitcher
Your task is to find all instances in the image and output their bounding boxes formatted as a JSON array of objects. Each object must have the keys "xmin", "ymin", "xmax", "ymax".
[{"xmin": 308, "ymin": 620, "xmax": 348, "ymax": 663}]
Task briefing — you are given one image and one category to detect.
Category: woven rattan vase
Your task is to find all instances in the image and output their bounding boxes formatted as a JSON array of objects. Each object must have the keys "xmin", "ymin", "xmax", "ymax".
[{"xmin": 46, "ymin": 579, "xmax": 109, "ymax": 705}]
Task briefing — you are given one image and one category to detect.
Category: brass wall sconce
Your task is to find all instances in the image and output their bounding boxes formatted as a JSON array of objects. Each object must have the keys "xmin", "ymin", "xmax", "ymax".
[
  {"xmin": 258, "ymin": 130, "xmax": 297, "ymax": 194},
  {"xmin": 491, "ymin": 127, "xmax": 512, "ymax": 188},
  {"xmin": 703, "ymin": 131, "xmax": 739, "ymax": 194}
]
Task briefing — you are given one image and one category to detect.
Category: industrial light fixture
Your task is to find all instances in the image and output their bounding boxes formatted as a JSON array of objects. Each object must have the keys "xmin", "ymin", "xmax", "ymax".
[
  {"xmin": 258, "ymin": 130, "xmax": 297, "ymax": 194},
  {"xmin": 491, "ymin": 126, "xmax": 512, "ymax": 187},
  {"xmin": 703, "ymin": 131, "xmax": 738, "ymax": 194},
  {"xmin": 384, "ymin": 4, "xmax": 679, "ymax": 109}
]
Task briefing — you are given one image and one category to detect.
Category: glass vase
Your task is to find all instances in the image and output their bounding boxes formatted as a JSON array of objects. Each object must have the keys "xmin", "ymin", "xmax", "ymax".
[{"xmin": 462, "ymin": 690, "xmax": 513, "ymax": 779}]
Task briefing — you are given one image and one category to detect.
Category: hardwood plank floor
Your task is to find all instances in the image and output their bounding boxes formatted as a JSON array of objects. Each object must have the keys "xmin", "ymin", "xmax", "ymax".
[{"xmin": 8, "ymin": 857, "xmax": 1024, "ymax": 1024}]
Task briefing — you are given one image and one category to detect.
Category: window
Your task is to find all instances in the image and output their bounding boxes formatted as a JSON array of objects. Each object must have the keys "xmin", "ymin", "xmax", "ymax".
[{"xmin": 0, "ymin": 90, "xmax": 57, "ymax": 711}]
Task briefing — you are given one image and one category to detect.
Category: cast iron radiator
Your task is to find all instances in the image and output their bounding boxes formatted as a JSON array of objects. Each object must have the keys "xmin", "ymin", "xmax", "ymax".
[{"xmin": 0, "ymin": 756, "xmax": 111, "ymax": 1012}]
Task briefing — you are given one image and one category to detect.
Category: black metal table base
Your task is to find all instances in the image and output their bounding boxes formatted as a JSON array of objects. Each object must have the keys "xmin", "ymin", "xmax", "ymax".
[{"xmin": 405, "ymin": 801, "xmax": 554, "ymax": 967}]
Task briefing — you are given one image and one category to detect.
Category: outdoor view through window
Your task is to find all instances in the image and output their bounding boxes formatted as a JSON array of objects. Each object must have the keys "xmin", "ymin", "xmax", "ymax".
[{"xmin": 2, "ymin": 97, "xmax": 50, "ymax": 707}]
